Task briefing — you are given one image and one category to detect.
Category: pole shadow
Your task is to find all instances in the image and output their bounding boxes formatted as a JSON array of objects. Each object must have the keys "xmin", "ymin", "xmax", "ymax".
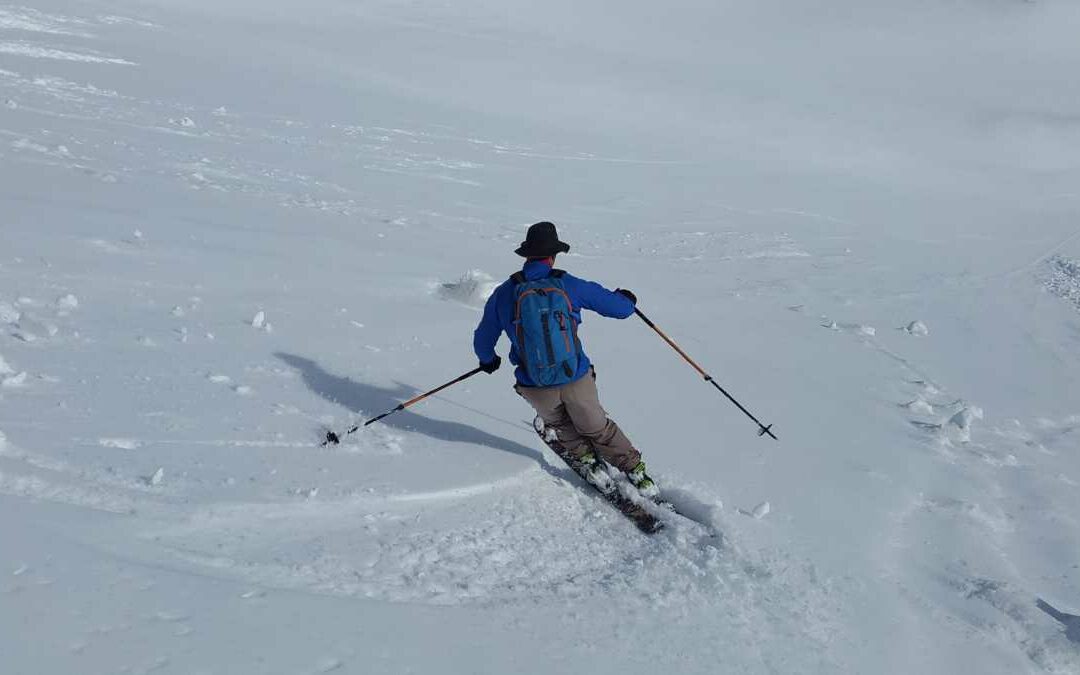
[{"xmin": 275, "ymin": 352, "xmax": 558, "ymax": 470}]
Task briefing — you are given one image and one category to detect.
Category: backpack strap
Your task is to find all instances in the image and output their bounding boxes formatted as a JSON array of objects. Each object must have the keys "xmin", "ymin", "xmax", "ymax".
[{"xmin": 510, "ymin": 269, "xmax": 565, "ymax": 285}]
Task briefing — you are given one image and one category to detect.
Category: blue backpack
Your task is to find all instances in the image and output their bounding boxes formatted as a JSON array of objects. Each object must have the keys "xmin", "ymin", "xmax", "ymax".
[{"xmin": 510, "ymin": 270, "xmax": 582, "ymax": 387}]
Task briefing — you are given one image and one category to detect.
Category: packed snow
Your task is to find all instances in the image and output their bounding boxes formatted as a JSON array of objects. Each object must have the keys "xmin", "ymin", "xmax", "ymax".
[{"xmin": 2, "ymin": 0, "xmax": 1079, "ymax": 674}]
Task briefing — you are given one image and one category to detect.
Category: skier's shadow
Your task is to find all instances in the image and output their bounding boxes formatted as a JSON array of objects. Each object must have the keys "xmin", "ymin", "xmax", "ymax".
[
  {"xmin": 275, "ymin": 353, "xmax": 556, "ymax": 470},
  {"xmin": 1037, "ymin": 598, "xmax": 1080, "ymax": 643}
]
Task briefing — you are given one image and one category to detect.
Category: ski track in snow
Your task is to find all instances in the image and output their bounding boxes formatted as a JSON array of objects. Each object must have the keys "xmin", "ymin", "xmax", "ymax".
[
  {"xmin": 0, "ymin": 7, "xmax": 93, "ymax": 37},
  {"xmin": 0, "ymin": 41, "xmax": 135, "ymax": 64},
  {"xmin": 140, "ymin": 471, "xmax": 841, "ymax": 670},
  {"xmin": 810, "ymin": 305, "xmax": 1080, "ymax": 672},
  {"xmin": 1, "ymin": 418, "xmax": 845, "ymax": 669}
]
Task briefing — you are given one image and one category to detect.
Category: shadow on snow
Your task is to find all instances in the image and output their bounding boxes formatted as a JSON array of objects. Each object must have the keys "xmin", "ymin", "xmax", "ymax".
[{"xmin": 275, "ymin": 352, "xmax": 559, "ymax": 471}]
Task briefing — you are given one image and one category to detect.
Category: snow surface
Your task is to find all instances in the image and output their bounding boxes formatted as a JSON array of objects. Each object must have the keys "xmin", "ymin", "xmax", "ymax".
[{"xmin": 3, "ymin": 0, "xmax": 1080, "ymax": 673}]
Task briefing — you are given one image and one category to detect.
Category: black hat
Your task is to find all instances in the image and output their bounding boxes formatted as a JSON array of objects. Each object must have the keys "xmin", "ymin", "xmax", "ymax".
[{"xmin": 515, "ymin": 221, "xmax": 571, "ymax": 258}]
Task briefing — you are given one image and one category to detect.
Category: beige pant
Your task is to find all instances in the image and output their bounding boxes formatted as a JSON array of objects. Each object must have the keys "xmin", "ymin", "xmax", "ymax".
[{"xmin": 515, "ymin": 370, "xmax": 641, "ymax": 472}]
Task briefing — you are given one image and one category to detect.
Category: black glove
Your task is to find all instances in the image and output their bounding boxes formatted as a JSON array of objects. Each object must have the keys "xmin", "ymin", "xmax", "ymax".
[
  {"xmin": 615, "ymin": 288, "xmax": 637, "ymax": 305},
  {"xmin": 479, "ymin": 355, "xmax": 501, "ymax": 374}
]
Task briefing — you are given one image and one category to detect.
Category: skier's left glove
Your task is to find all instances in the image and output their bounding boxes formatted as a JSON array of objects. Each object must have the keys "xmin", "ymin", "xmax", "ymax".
[
  {"xmin": 479, "ymin": 355, "xmax": 502, "ymax": 374},
  {"xmin": 615, "ymin": 288, "xmax": 637, "ymax": 305}
]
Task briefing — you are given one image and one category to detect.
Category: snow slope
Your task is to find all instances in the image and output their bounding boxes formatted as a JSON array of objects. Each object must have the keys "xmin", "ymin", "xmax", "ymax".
[{"xmin": 3, "ymin": 1, "xmax": 1080, "ymax": 673}]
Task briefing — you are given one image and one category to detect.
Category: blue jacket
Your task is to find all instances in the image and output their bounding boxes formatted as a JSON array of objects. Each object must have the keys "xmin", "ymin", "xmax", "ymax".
[{"xmin": 473, "ymin": 260, "xmax": 635, "ymax": 387}]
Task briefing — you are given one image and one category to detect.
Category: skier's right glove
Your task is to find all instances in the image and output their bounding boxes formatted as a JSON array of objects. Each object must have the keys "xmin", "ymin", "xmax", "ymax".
[
  {"xmin": 615, "ymin": 288, "xmax": 637, "ymax": 305},
  {"xmin": 479, "ymin": 356, "xmax": 502, "ymax": 374}
]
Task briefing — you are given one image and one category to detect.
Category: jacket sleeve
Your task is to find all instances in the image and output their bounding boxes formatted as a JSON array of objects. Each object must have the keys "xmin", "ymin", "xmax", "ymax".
[
  {"xmin": 473, "ymin": 286, "xmax": 503, "ymax": 362},
  {"xmin": 571, "ymin": 276, "xmax": 635, "ymax": 319}
]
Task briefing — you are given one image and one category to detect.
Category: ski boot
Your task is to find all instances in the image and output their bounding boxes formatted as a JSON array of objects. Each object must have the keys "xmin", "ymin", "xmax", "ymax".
[
  {"xmin": 626, "ymin": 461, "xmax": 660, "ymax": 500},
  {"xmin": 533, "ymin": 417, "xmax": 615, "ymax": 494},
  {"xmin": 575, "ymin": 449, "xmax": 616, "ymax": 494}
]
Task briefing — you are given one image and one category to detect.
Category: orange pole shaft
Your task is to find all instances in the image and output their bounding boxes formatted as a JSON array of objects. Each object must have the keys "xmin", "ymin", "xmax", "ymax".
[{"xmin": 634, "ymin": 308, "xmax": 778, "ymax": 440}]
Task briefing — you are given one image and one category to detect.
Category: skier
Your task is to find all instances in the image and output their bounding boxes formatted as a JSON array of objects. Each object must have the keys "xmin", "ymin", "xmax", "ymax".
[{"xmin": 473, "ymin": 221, "xmax": 657, "ymax": 496}]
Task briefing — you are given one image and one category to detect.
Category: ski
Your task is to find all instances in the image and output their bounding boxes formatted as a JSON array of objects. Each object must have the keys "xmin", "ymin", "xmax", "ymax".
[{"xmin": 532, "ymin": 417, "xmax": 663, "ymax": 534}]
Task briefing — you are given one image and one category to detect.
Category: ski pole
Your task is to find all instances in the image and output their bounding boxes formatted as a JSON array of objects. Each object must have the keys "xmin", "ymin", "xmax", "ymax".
[
  {"xmin": 634, "ymin": 308, "xmax": 778, "ymax": 440},
  {"xmin": 323, "ymin": 366, "xmax": 484, "ymax": 445}
]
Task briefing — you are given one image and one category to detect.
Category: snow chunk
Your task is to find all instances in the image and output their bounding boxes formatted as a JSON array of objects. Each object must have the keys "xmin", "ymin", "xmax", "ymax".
[
  {"xmin": 0, "ymin": 352, "xmax": 13, "ymax": 375},
  {"xmin": 170, "ymin": 116, "xmax": 196, "ymax": 128},
  {"xmin": 55, "ymin": 294, "xmax": 79, "ymax": 309},
  {"xmin": 902, "ymin": 398, "xmax": 935, "ymax": 416},
  {"xmin": 739, "ymin": 500, "xmax": 771, "ymax": 519},
  {"xmin": 438, "ymin": 270, "xmax": 499, "ymax": 308},
  {"xmin": 903, "ymin": 320, "xmax": 929, "ymax": 336},
  {"xmin": 0, "ymin": 301, "xmax": 20, "ymax": 323},
  {"xmin": 99, "ymin": 438, "xmax": 140, "ymax": 450},
  {"xmin": 148, "ymin": 467, "xmax": 165, "ymax": 486},
  {"xmin": 207, "ymin": 373, "xmax": 231, "ymax": 384},
  {"xmin": 251, "ymin": 310, "xmax": 265, "ymax": 328},
  {"xmin": 233, "ymin": 385, "xmax": 253, "ymax": 396},
  {"xmin": 910, "ymin": 380, "xmax": 941, "ymax": 396},
  {"xmin": 857, "ymin": 324, "xmax": 876, "ymax": 337},
  {"xmin": 170, "ymin": 305, "xmax": 185, "ymax": 317},
  {"xmin": 2, "ymin": 371, "xmax": 28, "ymax": 387},
  {"xmin": 947, "ymin": 406, "xmax": 984, "ymax": 443}
]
